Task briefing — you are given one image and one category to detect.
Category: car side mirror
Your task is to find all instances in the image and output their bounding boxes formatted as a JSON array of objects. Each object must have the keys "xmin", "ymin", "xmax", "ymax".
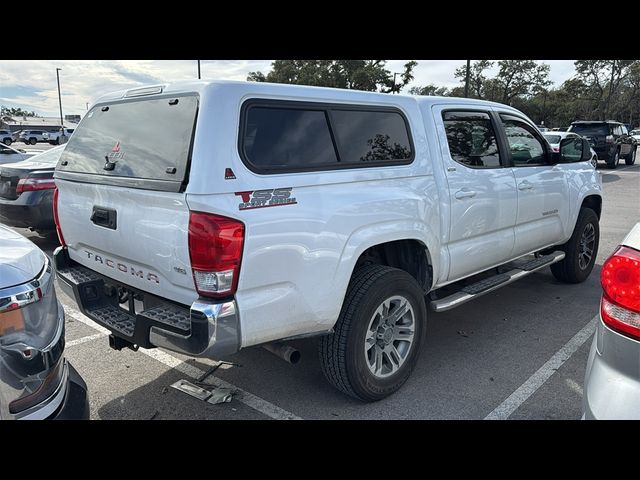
[{"xmin": 557, "ymin": 137, "xmax": 588, "ymax": 163}]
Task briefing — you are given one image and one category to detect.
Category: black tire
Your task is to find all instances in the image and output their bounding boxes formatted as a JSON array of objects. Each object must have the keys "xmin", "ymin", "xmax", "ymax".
[
  {"xmin": 550, "ymin": 207, "xmax": 599, "ymax": 283},
  {"xmin": 29, "ymin": 137, "xmax": 37, "ymax": 145},
  {"xmin": 3, "ymin": 138, "xmax": 12, "ymax": 146},
  {"xmin": 319, "ymin": 264, "xmax": 426, "ymax": 402},
  {"xmin": 625, "ymin": 146, "xmax": 636, "ymax": 166},
  {"xmin": 607, "ymin": 149, "xmax": 620, "ymax": 169}
]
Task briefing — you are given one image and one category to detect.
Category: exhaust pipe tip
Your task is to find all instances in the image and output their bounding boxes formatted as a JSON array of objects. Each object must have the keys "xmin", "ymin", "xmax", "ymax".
[{"xmin": 263, "ymin": 342, "xmax": 301, "ymax": 365}]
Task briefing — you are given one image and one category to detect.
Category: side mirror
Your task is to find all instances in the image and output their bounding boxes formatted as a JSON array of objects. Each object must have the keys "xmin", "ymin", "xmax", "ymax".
[{"xmin": 558, "ymin": 137, "xmax": 588, "ymax": 163}]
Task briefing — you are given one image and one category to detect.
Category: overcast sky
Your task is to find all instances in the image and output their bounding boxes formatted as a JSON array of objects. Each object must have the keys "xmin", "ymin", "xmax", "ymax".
[{"xmin": 0, "ymin": 60, "xmax": 578, "ymax": 117}]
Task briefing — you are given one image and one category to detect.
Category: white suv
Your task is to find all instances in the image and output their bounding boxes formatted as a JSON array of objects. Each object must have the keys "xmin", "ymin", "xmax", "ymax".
[
  {"xmin": 19, "ymin": 130, "xmax": 49, "ymax": 145},
  {"xmin": 47, "ymin": 128, "xmax": 75, "ymax": 145},
  {"xmin": 0, "ymin": 130, "xmax": 15, "ymax": 146},
  {"xmin": 53, "ymin": 81, "xmax": 603, "ymax": 401}
]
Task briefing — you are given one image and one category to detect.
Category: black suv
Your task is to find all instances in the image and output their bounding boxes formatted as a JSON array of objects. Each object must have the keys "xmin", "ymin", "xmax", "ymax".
[{"xmin": 568, "ymin": 121, "xmax": 637, "ymax": 168}]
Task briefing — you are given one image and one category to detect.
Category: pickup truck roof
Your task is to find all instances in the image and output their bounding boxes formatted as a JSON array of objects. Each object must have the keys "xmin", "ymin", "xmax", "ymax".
[{"xmin": 95, "ymin": 79, "xmax": 523, "ymax": 114}]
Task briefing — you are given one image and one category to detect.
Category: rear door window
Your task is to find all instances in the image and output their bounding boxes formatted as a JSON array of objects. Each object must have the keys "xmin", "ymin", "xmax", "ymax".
[
  {"xmin": 442, "ymin": 111, "xmax": 502, "ymax": 168},
  {"xmin": 57, "ymin": 94, "xmax": 198, "ymax": 191}
]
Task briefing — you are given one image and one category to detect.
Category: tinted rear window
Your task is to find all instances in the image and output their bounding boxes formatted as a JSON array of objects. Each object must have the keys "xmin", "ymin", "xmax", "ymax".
[
  {"xmin": 543, "ymin": 135, "xmax": 562, "ymax": 144},
  {"xmin": 243, "ymin": 107, "xmax": 338, "ymax": 169},
  {"xmin": 569, "ymin": 124, "xmax": 608, "ymax": 136},
  {"xmin": 57, "ymin": 95, "xmax": 198, "ymax": 184},
  {"xmin": 331, "ymin": 110, "xmax": 412, "ymax": 163},
  {"xmin": 240, "ymin": 100, "xmax": 414, "ymax": 173}
]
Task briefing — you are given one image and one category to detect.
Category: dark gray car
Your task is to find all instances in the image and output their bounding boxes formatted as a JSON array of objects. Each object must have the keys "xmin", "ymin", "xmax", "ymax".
[
  {"xmin": 0, "ymin": 146, "xmax": 64, "ymax": 235},
  {"xmin": 568, "ymin": 121, "xmax": 637, "ymax": 169}
]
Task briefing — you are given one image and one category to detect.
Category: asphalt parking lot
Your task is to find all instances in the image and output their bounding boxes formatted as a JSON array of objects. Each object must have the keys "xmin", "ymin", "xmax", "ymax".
[{"xmin": 8, "ymin": 157, "xmax": 640, "ymax": 419}]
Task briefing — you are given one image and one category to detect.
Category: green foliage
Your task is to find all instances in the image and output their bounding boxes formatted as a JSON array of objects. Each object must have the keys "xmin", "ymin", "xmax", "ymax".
[
  {"xmin": 0, "ymin": 106, "xmax": 38, "ymax": 118},
  {"xmin": 247, "ymin": 60, "xmax": 417, "ymax": 93},
  {"xmin": 414, "ymin": 60, "xmax": 640, "ymax": 128},
  {"xmin": 409, "ymin": 84, "xmax": 450, "ymax": 96}
]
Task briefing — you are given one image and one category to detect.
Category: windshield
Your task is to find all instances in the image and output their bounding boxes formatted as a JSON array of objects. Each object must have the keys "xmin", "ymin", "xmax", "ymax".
[
  {"xmin": 569, "ymin": 124, "xmax": 608, "ymax": 136},
  {"xmin": 543, "ymin": 135, "xmax": 562, "ymax": 144},
  {"xmin": 57, "ymin": 94, "xmax": 198, "ymax": 188}
]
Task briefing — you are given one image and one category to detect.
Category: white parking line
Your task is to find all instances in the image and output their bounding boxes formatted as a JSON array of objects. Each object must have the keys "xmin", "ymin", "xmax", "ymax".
[
  {"xmin": 484, "ymin": 315, "xmax": 598, "ymax": 420},
  {"xmin": 63, "ymin": 305, "xmax": 302, "ymax": 420},
  {"xmin": 66, "ymin": 333, "xmax": 107, "ymax": 347}
]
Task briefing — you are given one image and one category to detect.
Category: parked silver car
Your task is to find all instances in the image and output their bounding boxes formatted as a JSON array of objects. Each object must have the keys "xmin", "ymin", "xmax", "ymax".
[
  {"xmin": 0, "ymin": 224, "xmax": 88, "ymax": 419},
  {"xmin": 583, "ymin": 222, "xmax": 640, "ymax": 419}
]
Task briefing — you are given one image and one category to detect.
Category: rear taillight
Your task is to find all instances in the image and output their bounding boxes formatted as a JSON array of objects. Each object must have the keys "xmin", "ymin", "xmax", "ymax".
[
  {"xmin": 188, "ymin": 212, "xmax": 244, "ymax": 298},
  {"xmin": 52, "ymin": 187, "xmax": 66, "ymax": 246},
  {"xmin": 600, "ymin": 245, "xmax": 640, "ymax": 340},
  {"xmin": 552, "ymin": 147, "xmax": 559, "ymax": 153},
  {"xmin": 16, "ymin": 176, "xmax": 55, "ymax": 194},
  {"xmin": 606, "ymin": 135, "xmax": 614, "ymax": 144}
]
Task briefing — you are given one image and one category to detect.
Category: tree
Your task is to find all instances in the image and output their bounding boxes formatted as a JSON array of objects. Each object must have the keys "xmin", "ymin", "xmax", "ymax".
[
  {"xmin": 247, "ymin": 60, "xmax": 417, "ymax": 93},
  {"xmin": 574, "ymin": 60, "xmax": 635, "ymax": 119},
  {"xmin": 493, "ymin": 60, "xmax": 551, "ymax": 105},
  {"xmin": 408, "ymin": 84, "xmax": 450, "ymax": 96},
  {"xmin": 453, "ymin": 60, "xmax": 493, "ymax": 99},
  {"xmin": 0, "ymin": 106, "xmax": 38, "ymax": 118},
  {"xmin": 452, "ymin": 60, "xmax": 551, "ymax": 105}
]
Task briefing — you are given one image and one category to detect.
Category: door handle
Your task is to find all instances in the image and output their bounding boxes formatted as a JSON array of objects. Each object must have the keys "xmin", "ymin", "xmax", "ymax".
[
  {"xmin": 518, "ymin": 181, "xmax": 533, "ymax": 191},
  {"xmin": 454, "ymin": 189, "xmax": 477, "ymax": 199}
]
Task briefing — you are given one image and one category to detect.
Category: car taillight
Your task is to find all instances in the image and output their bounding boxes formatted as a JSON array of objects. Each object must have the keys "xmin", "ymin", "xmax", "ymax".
[
  {"xmin": 606, "ymin": 135, "xmax": 614, "ymax": 144},
  {"xmin": 16, "ymin": 176, "xmax": 55, "ymax": 194},
  {"xmin": 552, "ymin": 147, "xmax": 559, "ymax": 153},
  {"xmin": 52, "ymin": 187, "xmax": 66, "ymax": 246},
  {"xmin": 600, "ymin": 245, "xmax": 640, "ymax": 340},
  {"xmin": 188, "ymin": 212, "xmax": 244, "ymax": 298}
]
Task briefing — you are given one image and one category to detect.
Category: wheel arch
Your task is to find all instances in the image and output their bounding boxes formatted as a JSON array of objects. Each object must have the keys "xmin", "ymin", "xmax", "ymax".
[{"xmin": 335, "ymin": 221, "xmax": 439, "ymax": 295}]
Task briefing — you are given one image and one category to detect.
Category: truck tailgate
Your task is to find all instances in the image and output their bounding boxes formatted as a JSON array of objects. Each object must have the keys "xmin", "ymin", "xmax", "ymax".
[{"xmin": 55, "ymin": 180, "xmax": 196, "ymax": 306}]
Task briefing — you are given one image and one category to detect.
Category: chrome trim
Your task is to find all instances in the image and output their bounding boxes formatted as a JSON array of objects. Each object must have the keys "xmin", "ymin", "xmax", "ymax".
[
  {"xmin": 0, "ymin": 256, "xmax": 51, "ymax": 312},
  {"xmin": 17, "ymin": 361, "xmax": 69, "ymax": 420},
  {"xmin": 149, "ymin": 299, "xmax": 240, "ymax": 358},
  {"xmin": 430, "ymin": 251, "xmax": 566, "ymax": 312}
]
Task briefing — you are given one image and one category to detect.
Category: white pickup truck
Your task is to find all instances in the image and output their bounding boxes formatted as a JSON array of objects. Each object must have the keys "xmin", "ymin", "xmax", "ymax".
[{"xmin": 53, "ymin": 80, "xmax": 602, "ymax": 401}]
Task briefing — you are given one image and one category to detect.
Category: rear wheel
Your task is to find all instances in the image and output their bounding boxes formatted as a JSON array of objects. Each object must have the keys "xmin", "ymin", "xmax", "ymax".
[
  {"xmin": 3, "ymin": 138, "xmax": 11, "ymax": 146},
  {"xmin": 29, "ymin": 137, "xmax": 37, "ymax": 145},
  {"xmin": 319, "ymin": 264, "xmax": 426, "ymax": 401},
  {"xmin": 550, "ymin": 207, "xmax": 599, "ymax": 283},
  {"xmin": 625, "ymin": 146, "xmax": 636, "ymax": 166},
  {"xmin": 607, "ymin": 149, "xmax": 620, "ymax": 169}
]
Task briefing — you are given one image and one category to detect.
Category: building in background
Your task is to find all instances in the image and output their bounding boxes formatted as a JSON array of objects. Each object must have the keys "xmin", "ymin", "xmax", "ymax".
[{"xmin": 0, "ymin": 115, "xmax": 80, "ymax": 133}]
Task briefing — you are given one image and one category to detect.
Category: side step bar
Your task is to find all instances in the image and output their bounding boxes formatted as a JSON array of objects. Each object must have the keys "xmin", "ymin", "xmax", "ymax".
[{"xmin": 430, "ymin": 251, "xmax": 565, "ymax": 312}]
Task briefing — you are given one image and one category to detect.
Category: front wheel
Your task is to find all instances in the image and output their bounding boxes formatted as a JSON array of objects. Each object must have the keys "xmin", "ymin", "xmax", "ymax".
[
  {"xmin": 550, "ymin": 207, "xmax": 599, "ymax": 283},
  {"xmin": 3, "ymin": 138, "xmax": 12, "ymax": 146},
  {"xmin": 625, "ymin": 146, "xmax": 636, "ymax": 166},
  {"xmin": 319, "ymin": 264, "xmax": 426, "ymax": 401}
]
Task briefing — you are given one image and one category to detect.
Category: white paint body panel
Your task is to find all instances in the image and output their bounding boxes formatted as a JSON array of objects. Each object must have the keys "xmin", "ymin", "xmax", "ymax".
[{"xmin": 53, "ymin": 80, "xmax": 603, "ymax": 350}]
